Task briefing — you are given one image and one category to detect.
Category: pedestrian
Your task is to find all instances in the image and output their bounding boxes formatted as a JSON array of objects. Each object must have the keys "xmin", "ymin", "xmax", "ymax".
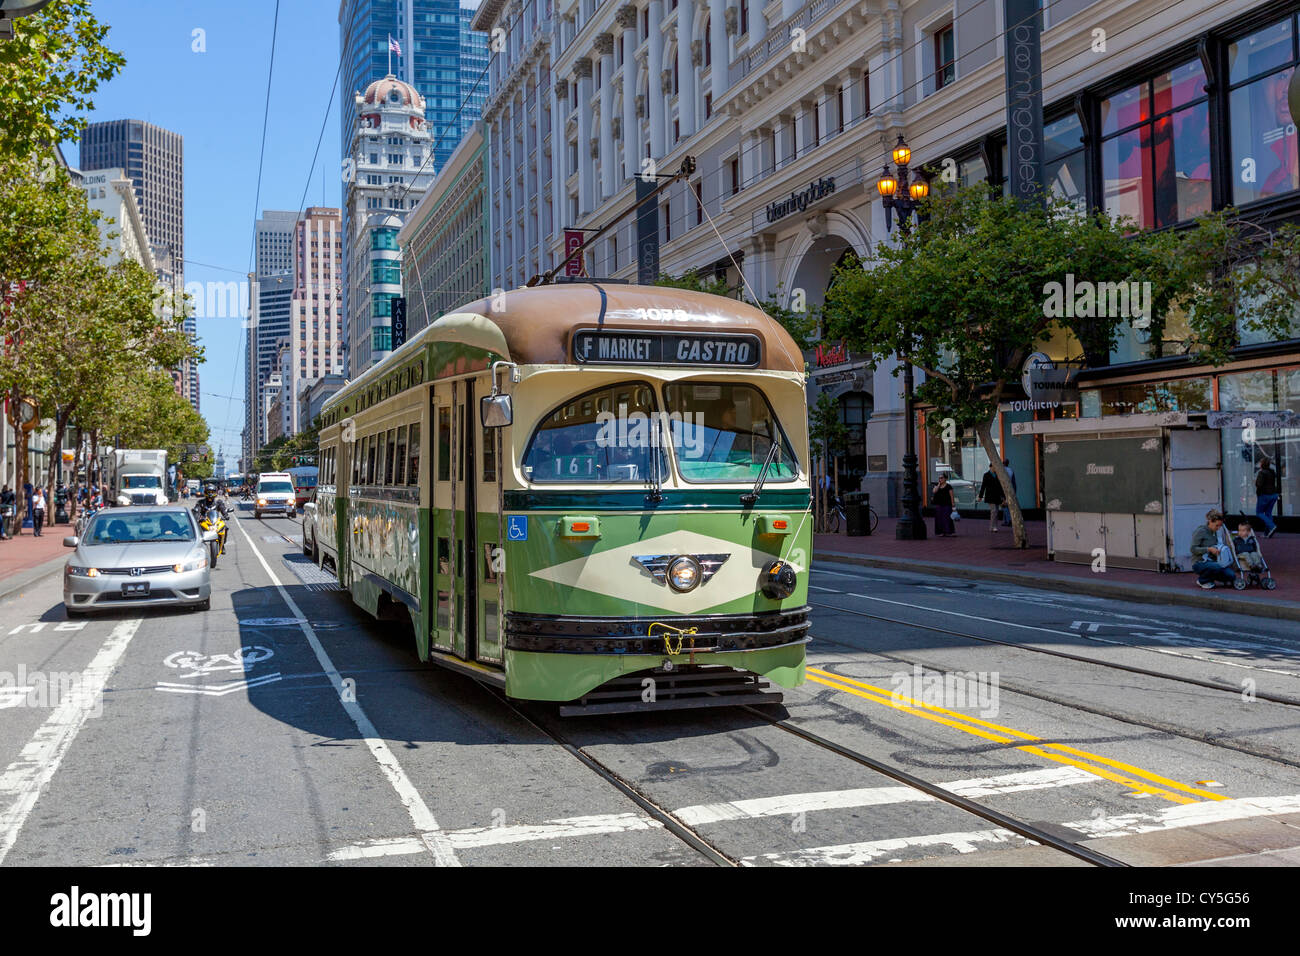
[
  {"xmin": 31, "ymin": 486, "xmax": 47, "ymax": 537},
  {"xmin": 1190, "ymin": 509, "xmax": 1236, "ymax": 589},
  {"xmin": 0, "ymin": 484, "xmax": 14, "ymax": 540},
  {"xmin": 1255, "ymin": 459, "xmax": 1280, "ymax": 538},
  {"xmin": 22, "ymin": 480, "xmax": 33, "ymax": 533},
  {"xmin": 932, "ymin": 473, "xmax": 957, "ymax": 537},
  {"xmin": 1000, "ymin": 458, "xmax": 1017, "ymax": 526},
  {"xmin": 977, "ymin": 464, "xmax": 1005, "ymax": 532}
]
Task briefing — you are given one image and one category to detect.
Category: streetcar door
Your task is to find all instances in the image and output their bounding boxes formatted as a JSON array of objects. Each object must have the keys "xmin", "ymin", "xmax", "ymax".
[
  {"xmin": 431, "ymin": 386, "xmax": 455, "ymax": 656},
  {"xmin": 453, "ymin": 379, "xmax": 478, "ymax": 661},
  {"xmin": 477, "ymin": 373, "xmax": 504, "ymax": 664}
]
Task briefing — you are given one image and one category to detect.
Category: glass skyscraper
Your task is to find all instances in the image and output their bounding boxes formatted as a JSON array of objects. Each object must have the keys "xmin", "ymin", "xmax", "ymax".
[{"xmin": 339, "ymin": 0, "xmax": 488, "ymax": 174}]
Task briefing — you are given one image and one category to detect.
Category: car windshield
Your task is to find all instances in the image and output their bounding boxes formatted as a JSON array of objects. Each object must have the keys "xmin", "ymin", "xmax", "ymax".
[
  {"xmin": 86, "ymin": 511, "xmax": 194, "ymax": 544},
  {"xmin": 123, "ymin": 475, "xmax": 162, "ymax": 489},
  {"xmin": 259, "ymin": 481, "xmax": 293, "ymax": 494},
  {"xmin": 522, "ymin": 382, "xmax": 667, "ymax": 483},
  {"xmin": 663, "ymin": 382, "xmax": 798, "ymax": 483}
]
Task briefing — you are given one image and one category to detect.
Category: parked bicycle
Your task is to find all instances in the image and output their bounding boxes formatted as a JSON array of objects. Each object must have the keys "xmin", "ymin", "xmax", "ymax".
[{"xmin": 814, "ymin": 492, "xmax": 878, "ymax": 534}]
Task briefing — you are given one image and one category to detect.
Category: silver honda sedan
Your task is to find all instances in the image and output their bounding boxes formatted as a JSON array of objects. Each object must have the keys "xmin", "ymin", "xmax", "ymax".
[{"xmin": 63, "ymin": 506, "xmax": 214, "ymax": 617}]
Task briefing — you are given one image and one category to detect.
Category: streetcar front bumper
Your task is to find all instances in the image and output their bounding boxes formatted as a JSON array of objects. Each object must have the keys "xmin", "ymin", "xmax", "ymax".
[{"xmin": 503, "ymin": 608, "xmax": 809, "ymax": 702}]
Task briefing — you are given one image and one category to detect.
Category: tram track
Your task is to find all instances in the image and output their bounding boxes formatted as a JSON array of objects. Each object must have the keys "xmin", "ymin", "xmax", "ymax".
[
  {"xmin": 803, "ymin": 606, "xmax": 1300, "ymax": 771},
  {"xmin": 483, "ymin": 683, "xmax": 1123, "ymax": 867},
  {"xmin": 743, "ymin": 705, "xmax": 1125, "ymax": 867},
  {"xmin": 808, "ymin": 598, "xmax": 1300, "ymax": 707},
  {"xmin": 480, "ymin": 685, "xmax": 740, "ymax": 866}
]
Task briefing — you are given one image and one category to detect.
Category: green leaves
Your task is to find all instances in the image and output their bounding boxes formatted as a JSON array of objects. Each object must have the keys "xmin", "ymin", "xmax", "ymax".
[{"xmin": 0, "ymin": 1, "xmax": 125, "ymax": 165}]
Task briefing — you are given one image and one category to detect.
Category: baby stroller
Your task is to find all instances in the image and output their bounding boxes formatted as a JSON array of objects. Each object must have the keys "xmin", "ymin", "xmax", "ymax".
[{"xmin": 1231, "ymin": 528, "xmax": 1277, "ymax": 590}]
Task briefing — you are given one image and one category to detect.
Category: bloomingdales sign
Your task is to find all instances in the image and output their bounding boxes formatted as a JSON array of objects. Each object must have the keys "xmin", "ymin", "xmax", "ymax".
[{"xmin": 765, "ymin": 177, "xmax": 837, "ymax": 222}]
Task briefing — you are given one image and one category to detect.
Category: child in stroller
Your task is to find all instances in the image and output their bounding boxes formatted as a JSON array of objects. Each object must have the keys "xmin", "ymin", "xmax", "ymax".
[{"xmin": 1232, "ymin": 522, "xmax": 1278, "ymax": 590}]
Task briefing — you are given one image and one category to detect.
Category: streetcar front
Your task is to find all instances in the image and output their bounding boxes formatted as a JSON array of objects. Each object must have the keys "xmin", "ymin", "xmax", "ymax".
[{"xmin": 495, "ymin": 298, "xmax": 811, "ymax": 713}]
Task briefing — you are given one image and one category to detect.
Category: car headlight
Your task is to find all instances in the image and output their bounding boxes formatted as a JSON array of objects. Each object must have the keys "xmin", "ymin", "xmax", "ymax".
[
  {"xmin": 174, "ymin": 554, "xmax": 208, "ymax": 573},
  {"xmin": 67, "ymin": 565, "xmax": 99, "ymax": 577},
  {"xmin": 116, "ymin": 495, "xmax": 129, "ymax": 506},
  {"xmin": 156, "ymin": 492, "xmax": 168, "ymax": 504},
  {"xmin": 258, "ymin": 498, "xmax": 267, "ymax": 506},
  {"xmin": 667, "ymin": 555, "xmax": 702, "ymax": 593}
]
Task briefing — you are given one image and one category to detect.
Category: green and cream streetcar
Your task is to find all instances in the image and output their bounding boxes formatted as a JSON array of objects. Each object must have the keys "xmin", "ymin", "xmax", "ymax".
[{"xmin": 316, "ymin": 282, "xmax": 810, "ymax": 713}]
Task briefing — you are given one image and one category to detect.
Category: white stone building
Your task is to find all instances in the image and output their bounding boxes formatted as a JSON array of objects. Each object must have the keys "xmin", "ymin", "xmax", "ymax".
[{"xmin": 344, "ymin": 75, "xmax": 436, "ymax": 374}]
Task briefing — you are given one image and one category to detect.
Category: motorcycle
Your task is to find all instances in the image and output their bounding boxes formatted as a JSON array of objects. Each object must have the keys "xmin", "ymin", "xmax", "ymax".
[{"xmin": 198, "ymin": 506, "xmax": 228, "ymax": 569}]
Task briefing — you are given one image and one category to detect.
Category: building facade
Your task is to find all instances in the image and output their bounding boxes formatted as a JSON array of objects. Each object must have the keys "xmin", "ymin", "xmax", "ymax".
[
  {"xmin": 399, "ymin": 122, "xmax": 490, "ymax": 331},
  {"xmin": 288, "ymin": 208, "xmax": 345, "ymax": 433},
  {"xmin": 476, "ymin": 0, "xmax": 1300, "ymax": 520},
  {"xmin": 344, "ymin": 75, "xmax": 435, "ymax": 373},
  {"xmin": 79, "ymin": 118, "xmax": 197, "ymax": 411},
  {"xmin": 244, "ymin": 209, "xmax": 300, "ymax": 465},
  {"xmin": 77, "ymin": 168, "xmax": 154, "ymax": 270}
]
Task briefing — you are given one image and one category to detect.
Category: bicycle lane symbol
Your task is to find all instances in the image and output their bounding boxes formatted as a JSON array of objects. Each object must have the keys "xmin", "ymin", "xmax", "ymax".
[{"xmin": 156, "ymin": 645, "xmax": 282, "ymax": 696}]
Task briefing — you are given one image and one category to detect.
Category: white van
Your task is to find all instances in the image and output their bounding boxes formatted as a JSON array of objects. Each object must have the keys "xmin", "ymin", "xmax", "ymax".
[{"xmin": 254, "ymin": 472, "xmax": 297, "ymax": 519}]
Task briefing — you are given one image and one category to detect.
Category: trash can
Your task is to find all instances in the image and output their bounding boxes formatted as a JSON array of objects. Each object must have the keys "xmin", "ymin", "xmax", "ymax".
[{"xmin": 845, "ymin": 492, "xmax": 871, "ymax": 536}]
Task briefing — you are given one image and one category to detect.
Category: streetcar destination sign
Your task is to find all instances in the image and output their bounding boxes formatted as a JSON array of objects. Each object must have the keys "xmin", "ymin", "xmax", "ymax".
[{"xmin": 572, "ymin": 329, "xmax": 761, "ymax": 367}]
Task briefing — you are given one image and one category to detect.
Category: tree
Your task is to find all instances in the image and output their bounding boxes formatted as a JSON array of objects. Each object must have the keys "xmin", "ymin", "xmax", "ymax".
[
  {"xmin": 0, "ymin": 0, "xmax": 125, "ymax": 164},
  {"xmin": 655, "ymin": 271, "xmax": 820, "ymax": 343},
  {"xmin": 822, "ymin": 186, "xmax": 1300, "ymax": 548}
]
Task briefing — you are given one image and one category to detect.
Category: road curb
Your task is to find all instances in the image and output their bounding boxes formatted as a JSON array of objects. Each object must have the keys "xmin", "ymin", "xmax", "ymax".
[
  {"xmin": 814, "ymin": 549, "xmax": 1300, "ymax": 623},
  {"xmin": 0, "ymin": 553, "xmax": 67, "ymax": 604}
]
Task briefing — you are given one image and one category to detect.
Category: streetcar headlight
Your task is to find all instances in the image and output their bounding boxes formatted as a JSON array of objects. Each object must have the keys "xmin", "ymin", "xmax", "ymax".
[
  {"xmin": 667, "ymin": 555, "xmax": 702, "ymax": 593},
  {"xmin": 759, "ymin": 559, "xmax": 797, "ymax": 600}
]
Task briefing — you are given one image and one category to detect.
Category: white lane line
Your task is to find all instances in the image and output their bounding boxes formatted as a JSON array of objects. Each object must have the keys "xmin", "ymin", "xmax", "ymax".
[
  {"xmin": 810, "ymin": 571, "xmax": 1300, "ymax": 679},
  {"xmin": 0, "ymin": 617, "xmax": 143, "ymax": 866},
  {"xmin": 234, "ymin": 519, "xmax": 460, "ymax": 867},
  {"xmin": 327, "ymin": 812, "xmax": 662, "ymax": 860},
  {"xmin": 675, "ymin": 767, "xmax": 1097, "ymax": 826},
  {"xmin": 1065, "ymin": 793, "xmax": 1300, "ymax": 839},
  {"xmin": 742, "ymin": 792, "xmax": 1300, "ymax": 865},
  {"xmin": 743, "ymin": 828, "xmax": 1024, "ymax": 866}
]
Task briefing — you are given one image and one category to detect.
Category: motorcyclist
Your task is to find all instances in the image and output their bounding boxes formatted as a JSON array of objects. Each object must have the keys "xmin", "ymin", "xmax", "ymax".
[{"xmin": 193, "ymin": 480, "xmax": 231, "ymax": 553}]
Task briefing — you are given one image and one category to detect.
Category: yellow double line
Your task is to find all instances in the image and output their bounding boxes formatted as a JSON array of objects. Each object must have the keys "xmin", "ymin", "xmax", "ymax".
[{"xmin": 806, "ymin": 667, "xmax": 1227, "ymax": 805}]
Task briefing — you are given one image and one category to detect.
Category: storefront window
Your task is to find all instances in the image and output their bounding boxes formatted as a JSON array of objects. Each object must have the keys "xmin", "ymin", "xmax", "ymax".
[
  {"xmin": 1220, "ymin": 367, "xmax": 1299, "ymax": 519},
  {"xmin": 1095, "ymin": 377, "xmax": 1212, "ymax": 415},
  {"xmin": 1101, "ymin": 60, "xmax": 1212, "ymax": 229},
  {"xmin": 1229, "ymin": 17, "xmax": 1299, "ymax": 204},
  {"xmin": 837, "ymin": 392, "xmax": 871, "ymax": 491},
  {"xmin": 1044, "ymin": 112, "xmax": 1086, "ymax": 211}
]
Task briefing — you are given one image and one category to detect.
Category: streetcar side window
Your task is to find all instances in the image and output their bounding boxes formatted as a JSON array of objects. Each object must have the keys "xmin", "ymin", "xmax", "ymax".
[
  {"xmin": 522, "ymin": 382, "xmax": 665, "ymax": 484},
  {"xmin": 437, "ymin": 407, "xmax": 451, "ymax": 482},
  {"xmin": 394, "ymin": 426, "xmax": 407, "ymax": 485},
  {"xmin": 367, "ymin": 436, "xmax": 378, "ymax": 485},
  {"xmin": 664, "ymin": 382, "xmax": 798, "ymax": 483},
  {"xmin": 408, "ymin": 423, "xmax": 420, "ymax": 485},
  {"xmin": 483, "ymin": 413, "xmax": 497, "ymax": 483},
  {"xmin": 384, "ymin": 428, "xmax": 396, "ymax": 485}
]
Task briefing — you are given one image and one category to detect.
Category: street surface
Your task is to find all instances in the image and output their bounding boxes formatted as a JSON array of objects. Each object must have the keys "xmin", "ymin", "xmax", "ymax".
[{"xmin": 2, "ymin": 502, "xmax": 1299, "ymax": 867}]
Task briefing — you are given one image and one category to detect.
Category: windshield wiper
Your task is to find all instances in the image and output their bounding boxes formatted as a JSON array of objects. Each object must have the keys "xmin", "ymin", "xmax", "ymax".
[
  {"xmin": 645, "ymin": 416, "xmax": 664, "ymax": 504},
  {"xmin": 741, "ymin": 441, "xmax": 780, "ymax": 507}
]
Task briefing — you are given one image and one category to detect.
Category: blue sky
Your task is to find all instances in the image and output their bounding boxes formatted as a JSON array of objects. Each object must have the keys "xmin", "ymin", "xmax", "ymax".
[{"xmin": 72, "ymin": 1, "xmax": 346, "ymax": 467}]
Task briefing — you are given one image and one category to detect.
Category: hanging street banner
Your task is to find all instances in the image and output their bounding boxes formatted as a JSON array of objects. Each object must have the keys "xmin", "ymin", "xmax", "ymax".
[{"xmin": 1004, "ymin": 0, "xmax": 1045, "ymax": 205}]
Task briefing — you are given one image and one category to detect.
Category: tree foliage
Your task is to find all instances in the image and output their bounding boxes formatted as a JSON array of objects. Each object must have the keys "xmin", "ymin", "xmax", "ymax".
[
  {"xmin": 822, "ymin": 186, "xmax": 1300, "ymax": 547},
  {"xmin": 0, "ymin": 0, "xmax": 124, "ymax": 164},
  {"xmin": 655, "ymin": 270, "xmax": 820, "ymax": 343}
]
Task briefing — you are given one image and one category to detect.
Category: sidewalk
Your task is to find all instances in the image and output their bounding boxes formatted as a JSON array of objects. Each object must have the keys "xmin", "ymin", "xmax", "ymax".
[
  {"xmin": 0, "ymin": 521, "xmax": 73, "ymax": 601},
  {"xmin": 815, "ymin": 515, "xmax": 1300, "ymax": 621}
]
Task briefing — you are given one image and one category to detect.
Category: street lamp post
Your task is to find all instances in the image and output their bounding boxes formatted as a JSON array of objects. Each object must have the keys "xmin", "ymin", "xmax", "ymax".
[{"xmin": 877, "ymin": 135, "xmax": 929, "ymax": 541}]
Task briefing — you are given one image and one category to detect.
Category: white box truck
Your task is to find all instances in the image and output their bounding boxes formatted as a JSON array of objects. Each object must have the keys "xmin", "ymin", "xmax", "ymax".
[{"xmin": 104, "ymin": 449, "xmax": 169, "ymax": 506}]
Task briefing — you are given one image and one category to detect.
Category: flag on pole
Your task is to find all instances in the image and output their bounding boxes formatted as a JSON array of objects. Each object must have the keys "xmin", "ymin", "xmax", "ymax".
[{"xmin": 388, "ymin": 35, "xmax": 401, "ymax": 56}]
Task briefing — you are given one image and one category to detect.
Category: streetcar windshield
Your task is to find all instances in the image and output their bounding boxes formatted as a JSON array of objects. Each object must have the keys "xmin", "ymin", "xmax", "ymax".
[
  {"xmin": 523, "ymin": 382, "xmax": 668, "ymax": 483},
  {"xmin": 664, "ymin": 382, "xmax": 798, "ymax": 483}
]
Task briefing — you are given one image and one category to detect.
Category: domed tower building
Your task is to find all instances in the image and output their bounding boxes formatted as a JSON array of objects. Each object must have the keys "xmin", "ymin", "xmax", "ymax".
[{"xmin": 344, "ymin": 74, "xmax": 435, "ymax": 374}]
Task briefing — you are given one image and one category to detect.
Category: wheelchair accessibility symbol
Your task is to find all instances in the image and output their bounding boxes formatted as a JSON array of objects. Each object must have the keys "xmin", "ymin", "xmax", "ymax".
[{"xmin": 507, "ymin": 515, "xmax": 528, "ymax": 541}]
